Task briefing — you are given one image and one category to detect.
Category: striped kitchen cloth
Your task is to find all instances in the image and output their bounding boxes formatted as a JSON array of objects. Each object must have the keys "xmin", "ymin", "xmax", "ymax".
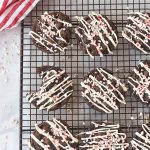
[{"xmin": 0, "ymin": 0, "xmax": 40, "ymax": 31}]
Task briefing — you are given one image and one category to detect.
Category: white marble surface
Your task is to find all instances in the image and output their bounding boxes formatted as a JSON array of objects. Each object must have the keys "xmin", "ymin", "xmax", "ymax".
[{"xmin": 0, "ymin": 26, "xmax": 20, "ymax": 150}]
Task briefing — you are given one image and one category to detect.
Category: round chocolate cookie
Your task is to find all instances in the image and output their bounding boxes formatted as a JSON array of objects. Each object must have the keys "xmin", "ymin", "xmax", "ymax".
[
  {"xmin": 75, "ymin": 12, "xmax": 118, "ymax": 58},
  {"xmin": 81, "ymin": 68, "xmax": 127, "ymax": 113},
  {"xmin": 78, "ymin": 122, "xmax": 129, "ymax": 149},
  {"xmin": 28, "ymin": 118, "xmax": 78, "ymax": 150},
  {"xmin": 128, "ymin": 61, "xmax": 150, "ymax": 105},
  {"xmin": 131, "ymin": 124, "xmax": 150, "ymax": 149},
  {"xmin": 26, "ymin": 66, "xmax": 73, "ymax": 111},
  {"xmin": 122, "ymin": 12, "xmax": 150, "ymax": 53},
  {"xmin": 29, "ymin": 12, "xmax": 72, "ymax": 54}
]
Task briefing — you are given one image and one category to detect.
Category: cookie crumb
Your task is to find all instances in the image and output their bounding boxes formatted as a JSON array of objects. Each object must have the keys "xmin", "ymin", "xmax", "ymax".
[
  {"xmin": 67, "ymin": 109, "xmax": 72, "ymax": 113},
  {"xmin": 131, "ymin": 116, "xmax": 136, "ymax": 120}
]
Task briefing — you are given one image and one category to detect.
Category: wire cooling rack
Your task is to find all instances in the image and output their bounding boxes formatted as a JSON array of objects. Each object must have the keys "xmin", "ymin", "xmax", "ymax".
[{"xmin": 20, "ymin": 0, "xmax": 150, "ymax": 149}]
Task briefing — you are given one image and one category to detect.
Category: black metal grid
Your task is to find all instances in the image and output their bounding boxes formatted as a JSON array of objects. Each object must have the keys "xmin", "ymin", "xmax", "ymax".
[{"xmin": 20, "ymin": 0, "xmax": 150, "ymax": 149}]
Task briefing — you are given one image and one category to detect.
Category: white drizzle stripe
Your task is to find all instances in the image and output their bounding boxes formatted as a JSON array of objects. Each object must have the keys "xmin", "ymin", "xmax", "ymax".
[
  {"xmin": 79, "ymin": 122, "xmax": 129, "ymax": 150},
  {"xmin": 29, "ymin": 12, "xmax": 72, "ymax": 53},
  {"xmin": 37, "ymin": 19, "xmax": 67, "ymax": 44},
  {"xmin": 42, "ymin": 91, "xmax": 73, "ymax": 110},
  {"xmin": 37, "ymin": 76, "xmax": 72, "ymax": 103},
  {"xmin": 37, "ymin": 77, "xmax": 73, "ymax": 107},
  {"xmin": 97, "ymin": 68, "xmax": 127, "ymax": 101},
  {"xmin": 128, "ymin": 61, "xmax": 150, "ymax": 103},
  {"xmin": 35, "ymin": 124, "xmax": 58, "ymax": 149},
  {"xmin": 29, "ymin": 118, "xmax": 78, "ymax": 150},
  {"xmin": 29, "ymin": 31, "xmax": 66, "ymax": 53},
  {"xmin": 81, "ymin": 68, "xmax": 127, "ymax": 113},
  {"xmin": 52, "ymin": 118, "xmax": 78, "ymax": 143},
  {"xmin": 75, "ymin": 12, "xmax": 118, "ymax": 58},
  {"xmin": 86, "ymin": 76, "xmax": 120, "ymax": 107},
  {"xmin": 130, "ymin": 12, "xmax": 149, "ymax": 19},
  {"xmin": 122, "ymin": 31, "xmax": 147, "ymax": 53},
  {"xmin": 27, "ymin": 141, "xmax": 36, "ymax": 150},
  {"xmin": 93, "ymin": 12, "xmax": 118, "ymax": 44},
  {"xmin": 127, "ymin": 17, "xmax": 149, "ymax": 35},
  {"xmin": 47, "ymin": 15, "xmax": 72, "ymax": 27},
  {"xmin": 31, "ymin": 134, "xmax": 49, "ymax": 150},
  {"xmin": 41, "ymin": 70, "xmax": 65, "ymax": 86},
  {"xmin": 26, "ymin": 68, "xmax": 73, "ymax": 111},
  {"xmin": 81, "ymin": 91, "xmax": 114, "ymax": 113},
  {"xmin": 124, "ymin": 27, "xmax": 150, "ymax": 49},
  {"xmin": 97, "ymin": 68, "xmax": 127, "ymax": 91},
  {"xmin": 131, "ymin": 124, "xmax": 150, "ymax": 150},
  {"xmin": 122, "ymin": 12, "xmax": 150, "ymax": 53}
]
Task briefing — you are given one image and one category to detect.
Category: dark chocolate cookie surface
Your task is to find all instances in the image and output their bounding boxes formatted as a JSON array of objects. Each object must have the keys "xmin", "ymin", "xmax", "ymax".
[
  {"xmin": 131, "ymin": 123, "xmax": 150, "ymax": 149},
  {"xmin": 128, "ymin": 61, "xmax": 150, "ymax": 105},
  {"xmin": 81, "ymin": 68, "xmax": 127, "ymax": 113},
  {"xmin": 75, "ymin": 12, "xmax": 118, "ymax": 58},
  {"xmin": 26, "ymin": 66, "xmax": 73, "ymax": 111},
  {"xmin": 122, "ymin": 12, "xmax": 150, "ymax": 53},
  {"xmin": 28, "ymin": 118, "xmax": 78, "ymax": 150},
  {"xmin": 29, "ymin": 12, "xmax": 72, "ymax": 54},
  {"xmin": 78, "ymin": 122, "xmax": 129, "ymax": 150}
]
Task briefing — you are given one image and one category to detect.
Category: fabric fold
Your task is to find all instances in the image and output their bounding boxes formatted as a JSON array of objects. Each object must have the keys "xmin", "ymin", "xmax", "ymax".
[{"xmin": 0, "ymin": 0, "xmax": 40, "ymax": 31}]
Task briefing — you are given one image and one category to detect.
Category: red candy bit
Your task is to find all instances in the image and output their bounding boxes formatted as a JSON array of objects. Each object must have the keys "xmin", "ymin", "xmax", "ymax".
[
  {"xmin": 44, "ymin": 12, "xmax": 49, "ymax": 17},
  {"xmin": 98, "ymin": 142, "xmax": 102, "ymax": 147},
  {"xmin": 92, "ymin": 82, "xmax": 96, "ymax": 88},
  {"xmin": 136, "ymin": 43, "xmax": 141, "ymax": 47},
  {"xmin": 146, "ymin": 19, "xmax": 150, "ymax": 26},
  {"xmin": 91, "ymin": 32, "xmax": 96, "ymax": 37},
  {"xmin": 109, "ymin": 27, "xmax": 112, "ymax": 32},
  {"xmin": 146, "ymin": 19, "xmax": 150, "ymax": 23},
  {"xmin": 73, "ymin": 144, "xmax": 78, "ymax": 150},
  {"xmin": 53, "ymin": 95, "xmax": 58, "ymax": 100},
  {"xmin": 147, "ymin": 35, "xmax": 150, "ymax": 39},
  {"xmin": 138, "ymin": 84, "xmax": 147, "ymax": 92},
  {"xmin": 108, "ymin": 85, "xmax": 113, "ymax": 90},
  {"xmin": 95, "ymin": 145, "xmax": 100, "ymax": 149},
  {"xmin": 97, "ymin": 15, "xmax": 102, "ymax": 20},
  {"xmin": 63, "ymin": 134, "xmax": 68, "ymax": 140},
  {"xmin": 57, "ymin": 75, "xmax": 62, "ymax": 79}
]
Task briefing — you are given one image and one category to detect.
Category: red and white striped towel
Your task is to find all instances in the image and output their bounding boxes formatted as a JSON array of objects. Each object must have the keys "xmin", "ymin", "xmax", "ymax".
[{"xmin": 0, "ymin": 0, "xmax": 40, "ymax": 31}]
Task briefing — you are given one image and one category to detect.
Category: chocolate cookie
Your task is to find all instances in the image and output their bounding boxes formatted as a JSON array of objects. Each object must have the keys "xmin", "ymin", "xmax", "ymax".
[
  {"xmin": 28, "ymin": 118, "xmax": 78, "ymax": 150},
  {"xmin": 78, "ymin": 122, "xmax": 129, "ymax": 149},
  {"xmin": 122, "ymin": 12, "xmax": 150, "ymax": 53},
  {"xmin": 75, "ymin": 12, "xmax": 118, "ymax": 58},
  {"xmin": 81, "ymin": 68, "xmax": 127, "ymax": 113},
  {"xmin": 131, "ymin": 124, "xmax": 150, "ymax": 149},
  {"xmin": 29, "ymin": 12, "xmax": 72, "ymax": 54},
  {"xmin": 26, "ymin": 66, "xmax": 73, "ymax": 111},
  {"xmin": 128, "ymin": 61, "xmax": 150, "ymax": 105}
]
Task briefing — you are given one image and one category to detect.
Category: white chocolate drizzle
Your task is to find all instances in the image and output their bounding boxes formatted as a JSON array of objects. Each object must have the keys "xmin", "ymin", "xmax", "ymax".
[
  {"xmin": 122, "ymin": 12, "xmax": 150, "ymax": 53},
  {"xmin": 78, "ymin": 122, "xmax": 129, "ymax": 150},
  {"xmin": 28, "ymin": 118, "xmax": 78, "ymax": 150},
  {"xmin": 131, "ymin": 124, "xmax": 150, "ymax": 150},
  {"xmin": 29, "ymin": 12, "xmax": 72, "ymax": 53},
  {"xmin": 26, "ymin": 68, "xmax": 73, "ymax": 111},
  {"xmin": 81, "ymin": 68, "xmax": 127, "ymax": 113},
  {"xmin": 75, "ymin": 12, "xmax": 118, "ymax": 58},
  {"xmin": 128, "ymin": 61, "xmax": 150, "ymax": 103}
]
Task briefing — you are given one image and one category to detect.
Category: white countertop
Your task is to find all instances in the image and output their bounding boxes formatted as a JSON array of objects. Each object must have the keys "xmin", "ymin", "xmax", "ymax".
[{"xmin": 0, "ymin": 26, "xmax": 20, "ymax": 150}]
